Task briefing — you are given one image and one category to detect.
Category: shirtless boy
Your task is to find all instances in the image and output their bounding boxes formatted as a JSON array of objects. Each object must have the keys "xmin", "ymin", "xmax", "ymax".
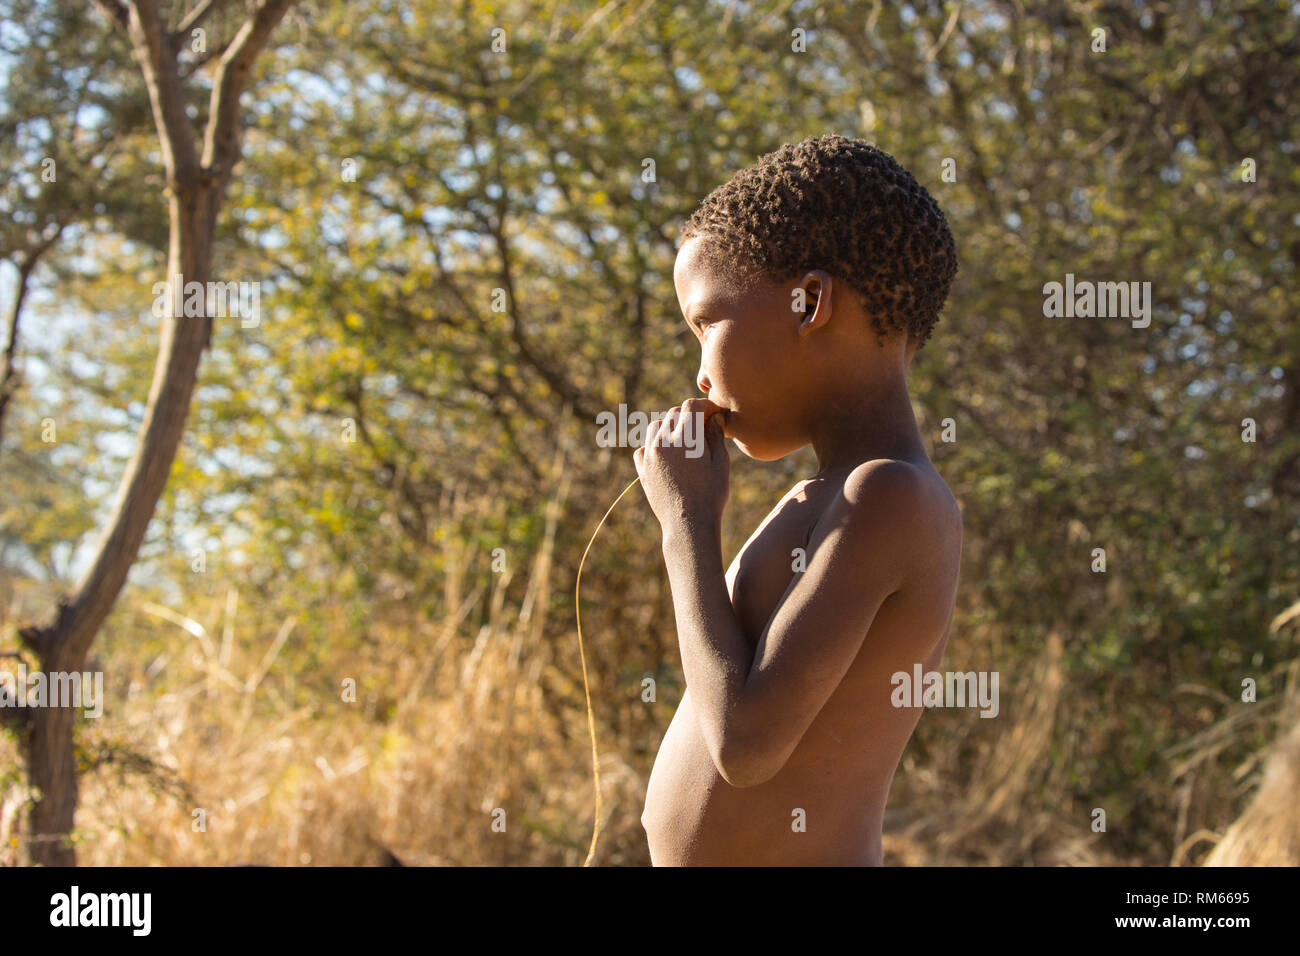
[{"xmin": 634, "ymin": 134, "xmax": 962, "ymax": 866}]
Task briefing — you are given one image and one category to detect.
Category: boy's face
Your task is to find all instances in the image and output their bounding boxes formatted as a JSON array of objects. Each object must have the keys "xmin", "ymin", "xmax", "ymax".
[{"xmin": 673, "ymin": 235, "xmax": 815, "ymax": 461}]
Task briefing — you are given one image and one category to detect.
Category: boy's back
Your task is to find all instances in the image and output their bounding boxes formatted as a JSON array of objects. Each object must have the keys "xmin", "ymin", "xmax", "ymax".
[{"xmin": 642, "ymin": 458, "xmax": 961, "ymax": 865}]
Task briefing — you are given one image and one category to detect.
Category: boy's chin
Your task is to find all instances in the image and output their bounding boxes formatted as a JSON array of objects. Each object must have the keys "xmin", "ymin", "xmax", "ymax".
[
  {"xmin": 725, "ymin": 414, "xmax": 802, "ymax": 461},
  {"xmin": 730, "ymin": 432, "xmax": 799, "ymax": 462}
]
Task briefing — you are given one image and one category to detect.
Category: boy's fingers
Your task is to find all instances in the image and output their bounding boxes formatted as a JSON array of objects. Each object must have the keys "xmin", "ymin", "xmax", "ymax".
[
  {"xmin": 681, "ymin": 397, "xmax": 724, "ymax": 426},
  {"xmin": 644, "ymin": 415, "xmax": 664, "ymax": 447},
  {"xmin": 705, "ymin": 408, "xmax": 723, "ymax": 438},
  {"xmin": 681, "ymin": 397, "xmax": 722, "ymax": 416},
  {"xmin": 663, "ymin": 406, "xmax": 682, "ymax": 435},
  {"xmin": 686, "ymin": 398, "xmax": 728, "ymax": 442},
  {"xmin": 706, "ymin": 412, "xmax": 728, "ymax": 457}
]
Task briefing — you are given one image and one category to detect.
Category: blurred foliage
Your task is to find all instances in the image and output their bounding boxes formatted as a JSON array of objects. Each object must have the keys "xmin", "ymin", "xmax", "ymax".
[{"xmin": 1, "ymin": 0, "xmax": 1297, "ymax": 864}]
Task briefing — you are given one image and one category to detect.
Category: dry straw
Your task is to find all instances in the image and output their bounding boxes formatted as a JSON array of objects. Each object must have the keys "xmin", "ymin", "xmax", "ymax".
[{"xmin": 573, "ymin": 475, "xmax": 642, "ymax": 866}]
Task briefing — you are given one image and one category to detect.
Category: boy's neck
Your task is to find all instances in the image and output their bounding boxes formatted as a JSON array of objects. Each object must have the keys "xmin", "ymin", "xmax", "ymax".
[{"xmin": 808, "ymin": 366, "xmax": 927, "ymax": 477}]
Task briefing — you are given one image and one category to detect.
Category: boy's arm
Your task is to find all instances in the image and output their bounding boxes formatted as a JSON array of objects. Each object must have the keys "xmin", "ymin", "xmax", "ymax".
[{"xmin": 661, "ymin": 458, "xmax": 920, "ymax": 788}]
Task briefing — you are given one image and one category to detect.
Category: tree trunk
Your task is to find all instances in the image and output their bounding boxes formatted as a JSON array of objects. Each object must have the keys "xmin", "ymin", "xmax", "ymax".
[
  {"xmin": 21, "ymin": 184, "xmax": 216, "ymax": 865},
  {"xmin": 17, "ymin": 0, "xmax": 294, "ymax": 866}
]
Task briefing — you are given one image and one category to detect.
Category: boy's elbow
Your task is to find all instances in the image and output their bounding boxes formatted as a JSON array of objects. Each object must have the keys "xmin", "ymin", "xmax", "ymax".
[
  {"xmin": 713, "ymin": 735, "xmax": 785, "ymax": 789},
  {"xmin": 718, "ymin": 760, "xmax": 775, "ymax": 789}
]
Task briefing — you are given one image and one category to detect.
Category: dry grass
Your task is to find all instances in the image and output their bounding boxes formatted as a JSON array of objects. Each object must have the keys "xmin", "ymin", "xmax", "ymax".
[
  {"xmin": 2, "ymin": 505, "xmax": 1297, "ymax": 866},
  {"xmin": 0, "ymin": 476, "xmax": 652, "ymax": 867}
]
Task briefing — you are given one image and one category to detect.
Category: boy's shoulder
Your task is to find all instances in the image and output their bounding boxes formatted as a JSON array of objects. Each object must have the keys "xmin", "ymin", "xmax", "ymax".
[
  {"xmin": 841, "ymin": 456, "xmax": 925, "ymax": 496},
  {"xmin": 813, "ymin": 457, "xmax": 960, "ymax": 571},
  {"xmin": 833, "ymin": 457, "xmax": 949, "ymax": 518}
]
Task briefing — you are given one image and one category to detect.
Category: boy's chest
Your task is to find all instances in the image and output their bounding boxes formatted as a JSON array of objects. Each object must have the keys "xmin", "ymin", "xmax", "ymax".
[{"xmin": 725, "ymin": 480, "xmax": 834, "ymax": 646}]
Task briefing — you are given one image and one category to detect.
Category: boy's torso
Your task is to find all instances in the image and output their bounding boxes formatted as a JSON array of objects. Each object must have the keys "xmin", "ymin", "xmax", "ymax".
[{"xmin": 642, "ymin": 458, "xmax": 961, "ymax": 865}]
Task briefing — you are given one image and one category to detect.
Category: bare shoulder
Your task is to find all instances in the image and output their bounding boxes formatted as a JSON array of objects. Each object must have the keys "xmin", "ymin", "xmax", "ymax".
[
  {"xmin": 836, "ymin": 458, "xmax": 962, "ymax": 574},
  {"xmin": 838, "ymin": 458, "xmax": 942, "ymax": 521},
  {"xmin": 841, "ymin": 458, "xmax": 926, "ymax": 501}
]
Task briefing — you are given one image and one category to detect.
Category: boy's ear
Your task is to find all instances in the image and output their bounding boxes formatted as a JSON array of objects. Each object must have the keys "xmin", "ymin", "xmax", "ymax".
[{"xmin": 795, "ymin": 270, "xmax": 832, "ymax": 335}]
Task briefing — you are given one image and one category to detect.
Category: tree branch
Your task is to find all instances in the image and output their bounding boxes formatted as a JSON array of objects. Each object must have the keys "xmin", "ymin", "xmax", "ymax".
[
  {"xmin": 177, "ymin": 0, "xmax": 225, "ymax": 36},
  {"xmin": 201, "ymin": 0, "xmax": 295, "ymax": 187},
  {"xmin": 125, "ymin": 0, "xmax": 202, "ymax": 187},
  {"xmin": 0, "ymin": 228, "xmax": 64, "ymax": 451},
  {"xmin": 90, "ymin": 0, "xmax": 129, "ymax": 31}
]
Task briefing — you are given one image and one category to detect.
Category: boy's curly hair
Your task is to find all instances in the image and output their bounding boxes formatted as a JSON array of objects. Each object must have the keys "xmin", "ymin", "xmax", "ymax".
[{"xmin": 679, "ymin": 133, "xmax": 958, "ymax": 351}]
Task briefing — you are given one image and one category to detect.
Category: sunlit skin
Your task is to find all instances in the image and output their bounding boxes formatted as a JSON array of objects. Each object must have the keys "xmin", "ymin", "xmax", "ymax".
[{"xmin": 633, "ymin": 234, "xmax": 963, "ymax": 865}]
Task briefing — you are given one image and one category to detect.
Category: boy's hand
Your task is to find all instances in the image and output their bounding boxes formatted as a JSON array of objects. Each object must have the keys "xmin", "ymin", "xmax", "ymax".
[{"xmin": 633, "ymin": 397, "xmax": 730, "ymax": 536}]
